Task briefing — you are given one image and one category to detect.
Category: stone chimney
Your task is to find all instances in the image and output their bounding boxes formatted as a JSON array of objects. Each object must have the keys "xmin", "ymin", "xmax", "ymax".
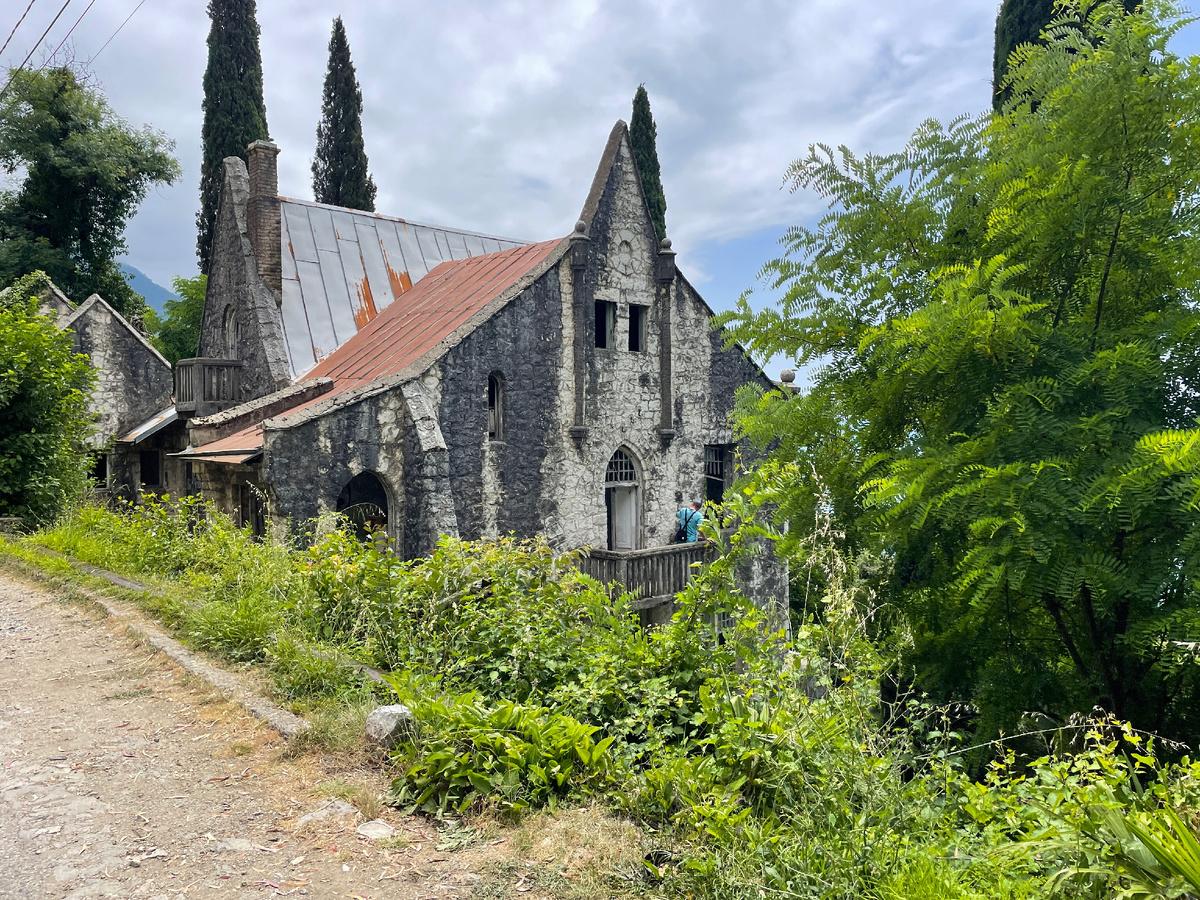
[{"xmin": 246, "ymin": 140, "xmax": 282, "ymax": 297}]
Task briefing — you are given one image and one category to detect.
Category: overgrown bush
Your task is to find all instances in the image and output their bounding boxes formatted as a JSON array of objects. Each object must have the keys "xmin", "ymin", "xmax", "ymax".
[{"xmin": 18, "ymin": 491, "xmax": 1200, "ymax": 898}]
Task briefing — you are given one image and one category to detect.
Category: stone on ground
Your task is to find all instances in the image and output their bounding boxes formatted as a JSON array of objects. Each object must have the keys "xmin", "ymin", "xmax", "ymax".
[{"xmin": 365, "ymin": 703, "xmax": 414, "ymax": 748}]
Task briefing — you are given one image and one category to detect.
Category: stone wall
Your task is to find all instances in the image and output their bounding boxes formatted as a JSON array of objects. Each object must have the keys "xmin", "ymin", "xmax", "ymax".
[
  {"xmin": 198, "ymin": 157, "xmax": 292, "ymax": 402},
  {"xmin": 430, "ymin": 268, "xmax": 565, "ymax": 541},
  {"xmin": 65, "ymin": 296, "xmax": 173, "ymax": 449},
  {"xmin": 262, "ymin": 388, "xmax": 409, "ymax": 549}
]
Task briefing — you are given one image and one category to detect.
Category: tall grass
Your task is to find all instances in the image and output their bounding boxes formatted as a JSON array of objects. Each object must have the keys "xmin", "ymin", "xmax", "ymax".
[{"xmin": 14, "ymin": 496, "xmax": 1200, "ymax": 898}]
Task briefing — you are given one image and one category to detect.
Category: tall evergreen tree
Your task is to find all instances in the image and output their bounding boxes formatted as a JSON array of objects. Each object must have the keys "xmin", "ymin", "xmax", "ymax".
[
  {"xmin": 197, "ymin": 0, "xmax": 269, "ymax": 273},
  {"xmin": 992, "ymin": 0, "xmax": 1136, "ymax": 109},
  {"xmin": 630, "ymin": 85, "xmax": 667, "ymax": 240},
  {"xmin": 311, "ymin": 17, "xmax": 376, "ymax": 212}
]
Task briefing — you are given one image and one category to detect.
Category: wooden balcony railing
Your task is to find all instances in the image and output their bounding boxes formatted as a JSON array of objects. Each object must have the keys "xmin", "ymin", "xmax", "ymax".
[
  {"xmin": 174, "ymin": 358, "xmax": 243, "ymax": 417},
  {"xmin": 578, "ymin": 541, "xmax": 715, "ymax": 609}
]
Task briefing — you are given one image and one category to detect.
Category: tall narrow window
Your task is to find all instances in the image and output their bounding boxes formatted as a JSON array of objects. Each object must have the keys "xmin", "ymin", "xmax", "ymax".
[
  {"xmin": 628, "ymin": 304, "xmax": 648, "ymax": 352},
  {"xmin": 223, "ymin": 305, "xmax": 240, "ymax": 359},
  {"xmin": 487, "ymin": 372, "xmax": 504, "ymax": 441},
  {"xmin": 594, "ymin": 300, "xmax": 617, "ymax": 349},
  {"xmin": 704, "ymin": 444, "xmax": 736, "ymax": 504}
]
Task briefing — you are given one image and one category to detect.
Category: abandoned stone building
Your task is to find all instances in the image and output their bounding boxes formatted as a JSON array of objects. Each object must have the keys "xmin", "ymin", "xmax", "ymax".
[
  {"xmin": 109, "ymin": 120, "xmax": 785, "ymax": 619},
  {"xmin": 21, "ymin": 279, "xmax": 175, "ymax": 494}
]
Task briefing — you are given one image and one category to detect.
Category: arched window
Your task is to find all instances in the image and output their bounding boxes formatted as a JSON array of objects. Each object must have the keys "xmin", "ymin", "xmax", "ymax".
[
  {"xmin": 336, "ymin": 471, "xmax": 390, "ymax": 542},
  {"xmin": 604, "ymin": 447, "xmax": 640, "ymax": 551},
  {"xmin": 223, "ymin": 305, "xmax": 240, "ymax": 359},
  {"xmin": 487, "ymin": 372, "xmax": 504, "ymax": 441}
]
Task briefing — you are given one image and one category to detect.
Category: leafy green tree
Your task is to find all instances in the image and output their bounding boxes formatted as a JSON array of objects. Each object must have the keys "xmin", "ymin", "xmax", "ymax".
[
  {"xmin": 725, "ymin": 1, "xmax": 1200, "ymax": 740},
  {"xmin": 311, "ymin": 17, "xmax": 376, "ymax": 212},
  {"xmin": 0, "ymin": 68, "xmax": 180, "ymax": 323},
  {"xmin": 0, "ymin": 272, "xmax": 95, "ymax": 523},
  {"xmin": 992, "ymin": 0, "xmax": 1137, "ymax": 109},
  {"xmin": 630, "ymin": 84, "xmax": 667, "ymax": 239},
  {"xmin": 153, "ymin": 274, "xmax": 208, "ymax": 365},
  {"xmin": 197, "ymin": 0, "xmax": 269, "ymax": 273}
]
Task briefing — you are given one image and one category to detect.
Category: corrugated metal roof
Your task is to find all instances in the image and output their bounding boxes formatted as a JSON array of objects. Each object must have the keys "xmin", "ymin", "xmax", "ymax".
[
  {"xmin": 185, "ymin": 239, "xmax": 564, "ymax": 457},
  {"xmin": 278, "ymin": 197, "xmax": 526, "ymax": 378}
]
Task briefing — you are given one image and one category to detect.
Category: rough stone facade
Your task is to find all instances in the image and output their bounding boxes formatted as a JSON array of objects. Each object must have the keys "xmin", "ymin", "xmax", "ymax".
[
  {"xmin": 63, "ymin": 295, "xmax": 173, "ymax": 450},
  {"xmin": 197, "ymin": 157, "xmax": 292, "ymax": 400}
]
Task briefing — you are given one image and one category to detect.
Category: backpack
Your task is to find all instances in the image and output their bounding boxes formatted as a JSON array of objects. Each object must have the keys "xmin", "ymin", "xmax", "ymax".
[{"xmin": 673, "ymin": 509, "xmax": 695, "ymax": 543}]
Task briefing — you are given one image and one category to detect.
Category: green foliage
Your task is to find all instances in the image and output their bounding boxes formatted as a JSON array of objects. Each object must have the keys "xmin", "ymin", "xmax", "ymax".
[
  {"xmin": 198, "ymin": 0, "xmax": 269, "ymax": 273},
  {"xmin": 0, "ymin": 284, "xmax": 93, "ymax": 523},
  {"xmin": 311, "ymin": 17, "xmax": 376, "ymax": 212},
  {"xmin": 722, "ymin": 0, "xmax": 1200, "ymax": 742},
  {"xmin": 18, "ymin": 493, "xmax": 1200, "ymax": 897},
  {"xmin": 993, "ymin": 0, "xmax": 1138, "ymax": 109},
  {"xmin": 0, "ymin": 67, "xmax": 180, "ymax": 323},
  {"xmin": 389, "ymin": 683, "xmax": 617, "ymax": 818},
  {"xmin": 152, "ymin": 274, "xmax": 207, "ymax": 364},
  {"xmin": 630, "ymin": 84, "xmax": 667, "ymax": 239}
]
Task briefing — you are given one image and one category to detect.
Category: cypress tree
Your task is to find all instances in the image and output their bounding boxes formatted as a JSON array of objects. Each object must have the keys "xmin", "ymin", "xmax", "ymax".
[
  {"xmin": 993, "ymin": 0, "xmax": 1136, "ymax": 109},
  {"xmin": 311, "ymin": 17, "xmax": 376, "ymax": 211},
  {"xmin": 197, "ymin": 0, "xmax": 269, "ymax": 273},
  {"xmin": 630, "ymin": 85, "xmax": 667, "ymax": 240}
]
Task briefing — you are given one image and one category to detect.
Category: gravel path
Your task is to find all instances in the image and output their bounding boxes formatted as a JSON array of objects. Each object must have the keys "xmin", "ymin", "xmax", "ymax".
[{"xmin": 0, "ymin": 569, "xmax": 482, "ymax": 899}]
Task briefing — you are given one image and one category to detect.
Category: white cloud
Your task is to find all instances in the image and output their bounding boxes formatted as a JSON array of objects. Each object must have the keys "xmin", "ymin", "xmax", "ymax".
[{"xmin": 3, "ymin": 0, "xmax": 1005, "ymax": 286}]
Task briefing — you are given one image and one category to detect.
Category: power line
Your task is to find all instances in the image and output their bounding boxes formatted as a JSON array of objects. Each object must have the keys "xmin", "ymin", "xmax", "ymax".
[
  {"xmin": 37, "ymin": 0, "xmax": 97, "ymax": 71},
  {"xmin": 88, "ymin": 0, "xmax": 146, "ymax": 65},
  {"xmin": 0, "ymin": 0, "xmax": 71, "ymax": 101},
  {"xmin": 0, "ymin": 0, "xmax": 40, "ymax": 60}
]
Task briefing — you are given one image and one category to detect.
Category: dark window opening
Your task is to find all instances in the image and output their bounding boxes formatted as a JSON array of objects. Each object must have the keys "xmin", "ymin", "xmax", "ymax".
[
  {"xmin": 628, "ymin": 304, "xmax": 648, "ymax": 352},
  {"xmin": 704, "ymin": 444, "xmax": 736, "ymax": 504},
  {"xmin": 139, "ymin": 450, "xmax": 162, "ymax": 490},
  {"xmin": 90, "ymin": 453, "xmax": 108, "ymax": 487},
  {"xmin": 238, "ymin": 482, "xmax": 267, "ymax": 537},
  {"xmin": 336, "ymin": 472, "xmax": 390, "ymax": 542},
  {"xmin": 594, "ymin": 300, "xmax": 617, "ymax": 349},
  {"xmin": 487, "ymin": 372, "xmax": 504, "ymax": 441}
]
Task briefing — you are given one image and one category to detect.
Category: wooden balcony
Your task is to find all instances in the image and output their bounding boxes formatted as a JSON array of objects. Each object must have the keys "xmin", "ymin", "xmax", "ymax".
[
  {"xmin": 174, "ymin": 358, "xmax": 243, "ymax": 417},
  {"xmin": 578, "ymin": 542, "xmax": 715, "ymax": 610}
]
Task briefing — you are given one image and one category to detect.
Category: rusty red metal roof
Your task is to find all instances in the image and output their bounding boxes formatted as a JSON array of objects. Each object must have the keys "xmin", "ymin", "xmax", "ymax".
[
  {"xmin": 185, "ymin": 239, "xmax": 564, "ymax": 457},
  {"xmin": 306, "ymin": 238, "xmax": 563, "ymax": 388}
]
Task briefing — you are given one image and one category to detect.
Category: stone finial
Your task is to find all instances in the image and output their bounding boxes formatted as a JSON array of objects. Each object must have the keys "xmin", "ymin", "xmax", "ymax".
[
  {"xmin": 245, "ymin": 140, "xmax": 282, "ymax": 297},
  {"xmin": 570, "ymin": 219, "xmax": 590, "ymax": 270},
  {"xmin": 656, "ymin": 235, "xmax": 677, "ymax": 284},
  {"xmin": 780, "ymin": 369, "xmax": 796, "ymax": 384}
]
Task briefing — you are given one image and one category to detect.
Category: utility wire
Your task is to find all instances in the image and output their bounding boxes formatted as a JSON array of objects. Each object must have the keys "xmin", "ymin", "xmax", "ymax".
[
  {"xmin": 37, "ymin": 0, "xmax": 97, "ymax": 71},
  {"xmin": 88, "ymin": 0, "xmax": 146, "ymax": 65},
  {"xmin": 0, "ymin": 0, "xmax": 71, "ymax": 101},
  {"xmin": 0, "ymin": 0, "xmax": 40, "ymax": 60}
]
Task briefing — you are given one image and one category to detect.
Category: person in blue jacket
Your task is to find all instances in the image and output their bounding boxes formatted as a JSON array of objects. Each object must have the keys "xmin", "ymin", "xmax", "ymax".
[{"xmin": 675, "ymin": 500, "xmax": 703, "ymax": 543}]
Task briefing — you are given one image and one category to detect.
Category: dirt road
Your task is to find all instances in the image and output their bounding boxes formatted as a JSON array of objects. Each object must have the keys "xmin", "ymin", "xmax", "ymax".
[{"xmin": 0, "ymin": 569, "xmax": 483, "ymax": 899}]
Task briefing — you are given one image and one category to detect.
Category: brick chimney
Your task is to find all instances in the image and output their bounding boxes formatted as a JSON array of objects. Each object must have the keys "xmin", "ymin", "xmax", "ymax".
[{"xmin": 246, "ymin": 140, "xmax": 282, "ymax": 298}]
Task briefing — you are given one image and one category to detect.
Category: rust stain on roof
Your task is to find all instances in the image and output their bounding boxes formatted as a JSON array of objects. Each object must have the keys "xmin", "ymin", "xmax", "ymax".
[
  {"xmin": 382, "ymin": 248, "xmax": 413, "ymax": 298},
  {"xmin": 354, "ymin": 276, "xmax": 378, "ymax": 329}
]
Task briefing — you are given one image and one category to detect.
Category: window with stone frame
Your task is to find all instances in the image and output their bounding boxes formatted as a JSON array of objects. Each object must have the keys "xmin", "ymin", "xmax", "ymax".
[
  {"xmin": 487, "ymin": 372, "xmax": 505, "ymax": 441},
  {"xmin": 628, "ymin": 303, "xmax": 648, "ymax": 352},
  {"xmin": 704, "ymin": 443, "xmax": 736, "ymax": 504},
  {"xmin": 594, "ymin": 300, "xmax": 617, "ymax": 349}
]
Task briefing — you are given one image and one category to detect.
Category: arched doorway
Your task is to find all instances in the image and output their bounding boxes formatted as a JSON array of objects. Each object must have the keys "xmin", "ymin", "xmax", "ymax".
[
  {"xmin": 336, "ymin": 472, "xmax": 389, "ymax": 541},
  {"xmin": 604, "ymin": 448, "xmax": 640, "ymax": 551}
]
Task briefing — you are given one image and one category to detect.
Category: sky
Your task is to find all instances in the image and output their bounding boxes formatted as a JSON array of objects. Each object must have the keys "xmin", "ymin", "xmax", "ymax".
[{"xmin": 4, "ymin": 0, "xmax": 1200, "ymax": 379}]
